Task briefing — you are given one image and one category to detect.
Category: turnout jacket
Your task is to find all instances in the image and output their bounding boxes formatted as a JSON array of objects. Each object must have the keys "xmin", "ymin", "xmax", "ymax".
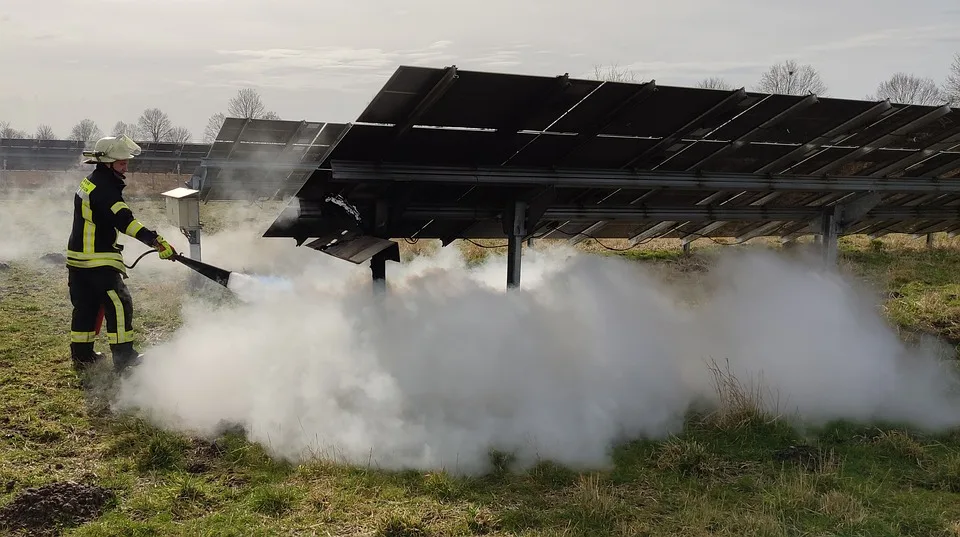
[{"xmin": 66, "ymin": 164, "xmax": 159, "ymax": 275}]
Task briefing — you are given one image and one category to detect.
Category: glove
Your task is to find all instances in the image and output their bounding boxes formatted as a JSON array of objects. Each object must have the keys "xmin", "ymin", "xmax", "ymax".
[{"xmin": 154, "ymin": 236, "xmax": 176, "ymax": 260}]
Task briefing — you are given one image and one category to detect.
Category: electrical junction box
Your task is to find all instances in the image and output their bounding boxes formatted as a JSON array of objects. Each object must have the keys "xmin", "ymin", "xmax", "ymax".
[{"xmin": 160, "ymin": 187, "xmax": 201, "ymax": 230}]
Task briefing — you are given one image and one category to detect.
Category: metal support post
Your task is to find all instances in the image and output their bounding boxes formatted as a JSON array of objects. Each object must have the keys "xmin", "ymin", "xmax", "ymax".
[
  {"xmin": 370, "ymin": 250, "xmax": 387, "ymax": 294},
  {"xmin": 820, "ymin": 206, "xmax": 839, "ymax": 266},
  {"xmin": 187, "ymin": 170, "xmax": 203, "ymax": 190},
  {"xmin": 184, "ymin": 229, "xmax": 202, "ymax": 261},
  {"xmin": 506, "ymin": 200, "xmax": 527, "ymax": 289},
  {"xmin": 507, "ymin": 235, "xmax": 522, "ymax": 289},
  {"xmin": 927, "ymin": 233, "xmax": 935, "ymax": 249},
  {"xmin": 181, "ymin": 229, "xmax": 203, "ymax": 291},
  {"xmin": 682, "ymin": 242, "xmax": 691, "ymax": 255}
]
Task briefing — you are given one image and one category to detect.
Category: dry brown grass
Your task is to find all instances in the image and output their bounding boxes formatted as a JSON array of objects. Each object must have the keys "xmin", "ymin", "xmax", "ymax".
[{"xmin": 699, "ymin": 357, "xmax": 785, "ymax": 430}]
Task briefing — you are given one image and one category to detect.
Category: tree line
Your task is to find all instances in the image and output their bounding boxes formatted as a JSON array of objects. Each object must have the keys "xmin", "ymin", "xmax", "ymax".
[
  {"xmin": 2, "ymin": 55, "xmax": 959, "ymax": 144},
  {"xmin": 0, "ymin": 87, "xmax": 279, "ymax": 145},
  {"xmin": 595, "ymin": 54, "xmax": 960, "ymax": 105}
]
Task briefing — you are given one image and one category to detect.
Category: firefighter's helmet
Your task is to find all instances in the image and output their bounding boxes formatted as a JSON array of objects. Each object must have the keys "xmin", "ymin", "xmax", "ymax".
[{"xmin": 81, "ymin": 135, "xmax": 142, "ymax": 164}]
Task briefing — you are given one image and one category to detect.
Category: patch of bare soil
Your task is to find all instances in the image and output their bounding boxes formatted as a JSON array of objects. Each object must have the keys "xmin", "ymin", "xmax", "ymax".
[
  {"xmin": 185, "ymin": 437, "xmax": 227, "ymax": 474},
  {"xmin": 0, "ymin": 481, "xmax": 115, "ymax": 536},
  {"xmin": 773, "ymin": 444, "xmax": 828, "ymax": 472}
]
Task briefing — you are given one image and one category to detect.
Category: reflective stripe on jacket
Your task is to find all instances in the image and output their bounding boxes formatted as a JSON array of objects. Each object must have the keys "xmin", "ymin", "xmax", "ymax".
[{"xmin": 66, "ymin": 164, "xmax": 159, "ymax": 275}]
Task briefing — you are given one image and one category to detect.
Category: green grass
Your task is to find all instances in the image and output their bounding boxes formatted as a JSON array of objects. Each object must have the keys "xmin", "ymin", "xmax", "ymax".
[
  {"xmin": 4, "ymin": 221, "xmax": 960, "ymax": 535},
  {"xmin": 838, "ymin": 237, "xmax": 960, "ymax": 348}
]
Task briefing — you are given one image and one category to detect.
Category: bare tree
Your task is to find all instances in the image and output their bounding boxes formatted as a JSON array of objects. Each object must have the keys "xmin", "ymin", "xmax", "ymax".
[
  {"xmin": 227, "ymin": 87, "xmax": 280, "ymax": 119},
  {"xmin": 70, "ymin": 119, "xmax": 102, "ymax": 143},
  {"xmin": 870, "ymin": 72, "xmax": 945, "ymax": 105},
  {"xmin": 755, "ymin": 59, "xmax": 828, "ymax": 96},
  {"xmin": 0, "ymin": 121, "xmax": 28, "ymax": 138},
  {"xmin": 590, "ymin": 63, "xmax": 642, "ymax": 82},
  {"xmin": 697, "ymin": 77, "xmax": 734, "ymax": 90},
  {"xmin": 945, "ymin": 52, "xmax": 960, "ymax": 106},
  {"xmin": 203, "ymin": 87, "xmax": 281, "ymax": 143},
  {"xmin": 203, "ymin": 112, "xmax": 226, "ymax": 143},
  {"xmin": 136, "ymin": 108, "xmax": 174, "ymax": 142},
  {"xmin": 35, "ymin": 125, "xmax": 56, "ymax": 140},
  {"xmin": 168, "ymin": 126, "xmax": 192, "ymax": 144},
  {"xmin": 112, "ymin": 121, "xmax": 139, "ymax": 139}
]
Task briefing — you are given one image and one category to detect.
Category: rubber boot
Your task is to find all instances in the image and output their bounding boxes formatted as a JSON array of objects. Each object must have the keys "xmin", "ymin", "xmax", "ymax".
[
  {"xmin": 111, "ymin": 342, "xmax": 144, "ymax": 375},
  {"xmin": 70, "ymin": 343, "xmax": 104, "ymax": 374}
]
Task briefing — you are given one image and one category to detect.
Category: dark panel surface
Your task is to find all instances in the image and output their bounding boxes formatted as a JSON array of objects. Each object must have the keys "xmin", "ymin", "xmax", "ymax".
[
  {"xmin": 598, "ymin": 86, "xmax": 751, "ymax": 138},
  {"xmin": 706, "ymin": 94, "xmax": 807, "ymax": 142},
  {"xmin": 546, "ymin": 80, "xmax": 654, "ymax": 134},
  {"xmin": 200, "ymin": 120, "xmax": 349, "ymax": 201},
  {"xmin": 355, "ymin": 66, "xmax": 451, "ymax": 125},
  {"xmin": 697, "ymin": 143, "xmax": 798, "ymax": 173},
  {"xmin": 417, "ymin": 71, "xmax": 581, "ymax": 130},
  {"xmin": 839, "ymin": 104, "xmax": 940, "ymax": 147},
  {"xmin": 33, "ymin": 63, "xmax": 945, "ymax": 245},
  {"xmin": 740, "ymin": 98, "xmax": 883, "ymax": 145}
]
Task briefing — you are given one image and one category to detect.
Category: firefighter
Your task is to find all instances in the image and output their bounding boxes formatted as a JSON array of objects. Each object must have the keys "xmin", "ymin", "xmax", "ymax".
[{"xmin": 67, "ymin": 134, "xmax": 177, "ymax": 375}]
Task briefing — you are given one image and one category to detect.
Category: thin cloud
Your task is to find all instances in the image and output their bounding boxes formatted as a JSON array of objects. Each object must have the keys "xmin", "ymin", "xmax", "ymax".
[
  {"xmin": 205, "ymin": 42, "xmax": 458, "ymax": 89},
  {"xmin": 620, "ymin": 60, "xmax": 769, "ymax": 80},
  {"xmin": 801, "ymin": 24, "xmax": 960, "ymax": 53},
  {"xmin": 464, "ymin": 49, "xmax": 524, "ymax": 68}
]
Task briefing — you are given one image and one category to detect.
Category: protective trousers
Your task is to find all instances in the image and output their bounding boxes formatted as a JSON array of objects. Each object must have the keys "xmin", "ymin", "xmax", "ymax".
[{"xmin": 68, "ymin": 266, "xmax": 139, "ymax": 371}]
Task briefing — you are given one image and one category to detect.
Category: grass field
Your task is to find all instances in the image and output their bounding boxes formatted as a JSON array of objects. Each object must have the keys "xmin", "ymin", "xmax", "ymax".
[{"xmin": 4, "ymin": 200, "xmax": 960, "ymax": 536}]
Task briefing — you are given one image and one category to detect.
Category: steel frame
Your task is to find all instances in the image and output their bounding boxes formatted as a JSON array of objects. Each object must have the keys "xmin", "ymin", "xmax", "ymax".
[
  {"xmin": 263, "ymin": 65, "xmax": 960, "ymax": 288},
  {"xmin": 328, "ymin": 161, "xmax": 960, "ymax": 193},
  {"xmin": 8, "ymin": 65, "xmax": 960, "ymax": 291},
  {"xmin": 394, "ymin": 205, "xmax": 960, "ymax": 222}
]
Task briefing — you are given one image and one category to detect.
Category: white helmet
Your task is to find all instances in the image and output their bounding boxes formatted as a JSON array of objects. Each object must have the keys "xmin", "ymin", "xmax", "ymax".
[{"xmin": 82, "ymin": 135, "xmax": 142, "ymax": 164}]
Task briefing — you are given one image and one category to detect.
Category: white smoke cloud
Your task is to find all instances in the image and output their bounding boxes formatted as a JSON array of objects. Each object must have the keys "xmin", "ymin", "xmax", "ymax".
[
  {"xmin": 7, "ymin": 174, "xmax": 960, "ymax": 475},
  {"xmin": 0, "ymin": 173, "xmax": 79, "ymax": 263},
  {"xmin": 0, "ymin": 172, "xmax": 318, "ymax": 283},
  {"xmin": 111, "ymin": 240, "xmax": 960, "ymax": 476}
]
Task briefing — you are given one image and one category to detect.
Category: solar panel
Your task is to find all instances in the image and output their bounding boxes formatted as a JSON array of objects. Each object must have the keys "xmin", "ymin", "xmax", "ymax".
[
  {"xmin": 357, "ymin": 66, "xmax": 603, "ymax": 133},
  {"xmin": 0, "ymin": 137, "xmax": 211, "ymax": 172},
  {"xmin": 197, "ymin": 118, "xmax": 350, "ymax": 201},
  {"xmin": 902, "ymin": 152, "xmax": 960, "ymax": 178},
  {"xmin": 118, "ymin": 64, "xmax": 953, "ymax": 267},
  {"xmin": 0, "ymin": 138, "xmax": 85, "ymax": 170},
  {"xmin": 127, "ymin": 142, "xmax": 210, "ymax": 174}
]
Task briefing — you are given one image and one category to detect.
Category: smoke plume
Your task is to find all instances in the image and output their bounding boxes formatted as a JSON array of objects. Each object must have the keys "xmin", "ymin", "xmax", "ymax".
[
  {"xmin": 111, "ymin": 235, "xmax": 960, "ymax": 475},
  {"xmin": 8, "ymin": 172, "xmax": 958, "ymax": 475},
  {"xmin": 0, "ymin": 173, "xmax": 79, "ymax": 263},
  {"xmin": 0, "ymin": 170, "xmax": 304, "ymax": 282}
]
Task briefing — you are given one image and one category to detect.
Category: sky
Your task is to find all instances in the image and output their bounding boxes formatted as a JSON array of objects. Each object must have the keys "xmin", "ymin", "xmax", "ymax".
[{"xmin": 1, "ymin": 0, "xmax": 958, "ymax": 142}]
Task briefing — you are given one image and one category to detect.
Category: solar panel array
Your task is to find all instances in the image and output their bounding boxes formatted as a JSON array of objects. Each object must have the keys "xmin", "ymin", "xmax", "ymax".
[
  {"xmin": 11, "ymin": 65, "xmax": 955, "ymax": 248},
  {"xmin": 260, "ymin": 65, "xmax": 960, "ymax": 245},
  {"xmin": 198, "ymin": 118, "xmax": 350, "ymax": 201},
  {"xmin": 0, "ymin": 138, "xmax": 210, "ymax": 173}
]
